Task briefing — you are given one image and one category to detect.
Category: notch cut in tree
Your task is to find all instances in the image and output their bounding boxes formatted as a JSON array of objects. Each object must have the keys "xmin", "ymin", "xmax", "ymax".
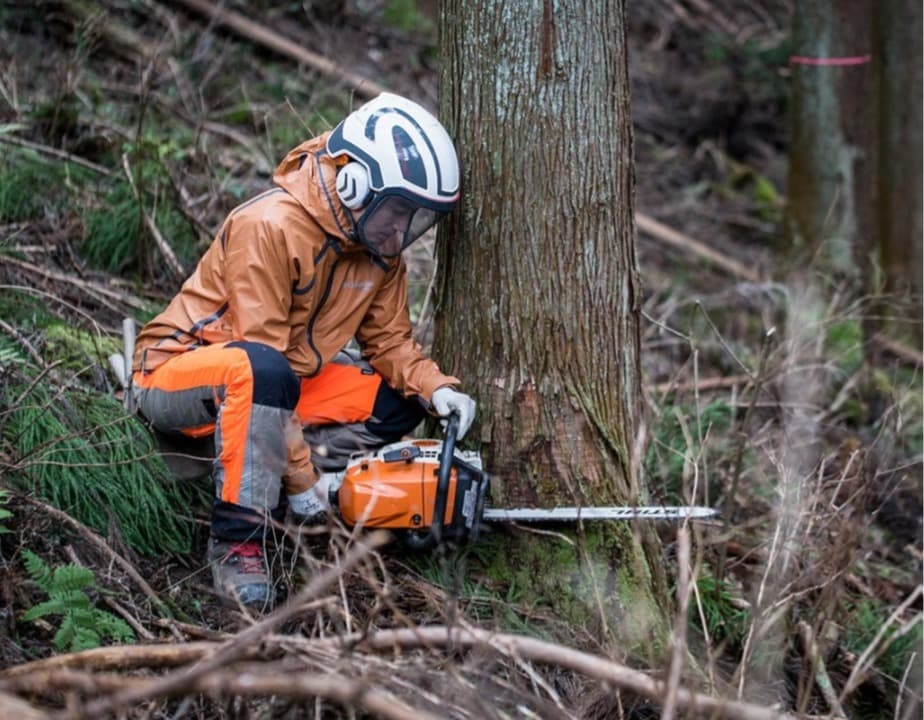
[{"xmin": 435, "ymin": 0, "xmax": 670, "ymax": 650}]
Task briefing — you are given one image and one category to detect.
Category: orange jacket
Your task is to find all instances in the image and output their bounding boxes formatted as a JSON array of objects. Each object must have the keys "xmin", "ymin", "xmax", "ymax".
[{"xmin": 133, "ymin": 133, "xmax": 458, "ymax": 402}]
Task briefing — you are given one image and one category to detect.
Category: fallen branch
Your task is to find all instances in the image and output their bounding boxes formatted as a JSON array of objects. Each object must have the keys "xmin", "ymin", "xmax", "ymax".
[
  {"xmin": 873, "ymin": 332, "xmax": 923, "ymax": 366},
  {"xmin": 0, "ymin": 642, "xmax": 221, "ymax": 679},
  {"xmin": 0, "ymin": 256, "xmax": 148, "ymax": 312},
  {"xmin": 636, "ymin": 212, "xmax": 763, "ymax": 283},
  {"xmin": 71, "ymin": 532, "xmax": 390, "ymax": 718},
  {"xmin": 0, "ymin": 691, "xmax": 47, "ymax": 720},
  {"xmin": 175, "ymin": 0, "xmax": 388, "ymax": 99},
  {"xmin": 354, "ymin": 626, "xmax": 797, "ymax": 720},
  {"xmin": 3, "ymin": 667, "xmax": 436, "ymax": 720},
  {"xmin": 0, "ymin": 135, "xmax": 112, "ymax": 176}
]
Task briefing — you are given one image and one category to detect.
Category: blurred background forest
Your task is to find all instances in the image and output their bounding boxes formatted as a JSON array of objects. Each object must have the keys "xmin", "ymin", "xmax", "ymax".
[{"xmin": 0, "ymin": 1, "xmax": 921, "ymax": 719}]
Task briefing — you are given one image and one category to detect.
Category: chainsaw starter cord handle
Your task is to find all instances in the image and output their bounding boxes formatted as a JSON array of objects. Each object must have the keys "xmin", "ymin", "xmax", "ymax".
[{"xmin": 431, "ymin": 410, "xmax": 460, "ymax": 544}]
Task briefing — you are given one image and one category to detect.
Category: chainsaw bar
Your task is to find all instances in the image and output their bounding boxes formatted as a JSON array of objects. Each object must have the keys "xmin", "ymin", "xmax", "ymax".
[{"xmin": 481, "ymin": 505, "xmax": 718, "ymax": 522}]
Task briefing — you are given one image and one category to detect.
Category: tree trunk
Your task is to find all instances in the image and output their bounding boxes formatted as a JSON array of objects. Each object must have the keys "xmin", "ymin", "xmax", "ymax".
[
  {"xmin": 785, "ymin": 0, "xmax": 876, "ymax": 279},
  {"xmin": 875, "ymin": 0, "xmax": 922, "ymax": 343},
  {"xmin": 436, "ymin": 0, "xmax": 668, "ymax": 647}
]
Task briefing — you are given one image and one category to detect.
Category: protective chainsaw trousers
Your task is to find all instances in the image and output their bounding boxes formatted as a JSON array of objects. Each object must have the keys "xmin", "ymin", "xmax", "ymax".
[{"xmin": 132, "ymin": 342, "xmax": 424, "ymax": 540}]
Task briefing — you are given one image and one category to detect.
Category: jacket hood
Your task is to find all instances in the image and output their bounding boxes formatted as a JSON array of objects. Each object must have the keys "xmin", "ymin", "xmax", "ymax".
[{"xmin": 273, "ymin": 132, "xmax": 357, "ymax": 244}]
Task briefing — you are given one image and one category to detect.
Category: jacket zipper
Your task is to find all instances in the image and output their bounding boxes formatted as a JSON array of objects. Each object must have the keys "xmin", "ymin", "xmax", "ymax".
[{"xmin": 304, "ymin": 240, "xmax": 343, "ymax": 377}]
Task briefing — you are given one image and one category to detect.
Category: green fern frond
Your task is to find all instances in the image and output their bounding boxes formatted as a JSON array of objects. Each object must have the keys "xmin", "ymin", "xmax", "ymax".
[
  {"xmin": 53, "ymin": 619, "xmax": 77, "ymax": 651},
  {"xmin": 21, "ymin": 598, "xmax": 67, "ymax": 622},
  {"xmin": 21, "ymin": 549, "xmax": 54, "ymax": 593},
  {"xmin": 21, "ymin": 552, "xmax": 136, "ymax": 652},
  {"xmin": 50, "ymin": 565, "xmax": 95, "ymax": 594}
]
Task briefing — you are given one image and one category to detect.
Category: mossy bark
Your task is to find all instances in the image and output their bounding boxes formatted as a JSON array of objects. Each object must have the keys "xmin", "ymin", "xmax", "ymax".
[{"xmin": 436, "ymin": 0, "xmax": 669, "ymax": 650}]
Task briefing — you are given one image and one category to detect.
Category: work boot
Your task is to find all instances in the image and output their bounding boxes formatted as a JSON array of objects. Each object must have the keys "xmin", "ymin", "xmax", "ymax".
[{"xmin": 207, "ymin": 537, "xmax": 276, "ymax": 610}]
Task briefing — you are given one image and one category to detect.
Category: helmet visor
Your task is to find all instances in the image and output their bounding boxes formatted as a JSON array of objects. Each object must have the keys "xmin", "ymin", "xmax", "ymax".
[{"xmin": 356, "ymin": 194, "xmax": 446, "ymax": 258}]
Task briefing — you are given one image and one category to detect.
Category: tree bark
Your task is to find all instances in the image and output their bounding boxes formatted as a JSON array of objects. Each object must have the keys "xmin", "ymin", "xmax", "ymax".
[
  {"xmin": 785, "ymin": 0, "xmax": 876, "ymax": 279},
  {"xmin": 436, "ymin": 0, "xmax": 668, "ymax": 647},
  {"xmin": 875, "ymin": 0, "xmax": 923, "ymax": 342}
]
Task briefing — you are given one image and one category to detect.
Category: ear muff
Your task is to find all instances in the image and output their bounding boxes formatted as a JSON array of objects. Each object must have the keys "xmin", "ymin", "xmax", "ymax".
[{"xmin": 335, "ymin": 162, "xmax": 373, "ymax": 210}]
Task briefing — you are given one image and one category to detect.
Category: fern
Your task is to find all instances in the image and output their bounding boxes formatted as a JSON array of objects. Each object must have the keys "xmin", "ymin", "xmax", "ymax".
[
  {"xmin": 20, "ymin": 550, "xmax": 135, "ymax": 652},
  {"xmin": 0, "ymin": 489, "xmax": 12, "ymax": 534}
]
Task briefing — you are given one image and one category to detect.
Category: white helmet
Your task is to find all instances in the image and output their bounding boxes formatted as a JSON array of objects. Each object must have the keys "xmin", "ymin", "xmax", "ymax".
[{"xmin": 327, "ymin": 93, "xmax": 460, "ymax": 257}]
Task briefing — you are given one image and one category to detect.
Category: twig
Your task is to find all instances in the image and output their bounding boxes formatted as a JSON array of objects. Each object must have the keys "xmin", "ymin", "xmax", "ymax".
[
  {"xmin": 69, "ymin": 532, "xmax": 390, "ymax": 718},
  {"xmin": 636, "ymin": 212, "xmax": 763, "ymax": 283},
  {"xmin": 873, "ymin": 333, "xmax": 923, "ymax": 366},
  {"xmin": 661, "ymin": 526, "xmax": 691, "ymax": 720},
  {"xmin": 0, "ymin": 258, "xmax": 148, "ymax": 311},
  {"xmin": 651, "ymin": 373, "xmax": 753, "ymax": 396},
  {"xmin": 121, "ymin": 153, "xmax": 187, "ymax": 281},
  {"xmin": 63, "ymin": 544, "xmax": 156, "ymax": 643},
  {"xmin": 0, "ymin": 318, "xmax": 45, "ymax": 367},
  {"xmin": 840, "ymin": 585, "xmax": 924, "ymax": 700},
  {"xmin": 16, "ymin": 494, "xmax": 180, "ymax": 636},
  {"xmin": 353, "ymin": 626, "xmax": 797, "ymax": 720},
  {"xmin": 3, "ymin": 667, "xmax": 436, "ymax": 720},
  {"xmin": 174, "ymin": 0, "xmax": 388, "ymax": 99},
  {"xmin": 0, "ymin": 134, "xmax": 112, "ymax": 176},
  {"xmin": 0, "ymin": 642, "xmax": 222, "ymax": 678},
  {"xmin": 798, "ymin": 621, "xmax": 848, "ymax": 719}
]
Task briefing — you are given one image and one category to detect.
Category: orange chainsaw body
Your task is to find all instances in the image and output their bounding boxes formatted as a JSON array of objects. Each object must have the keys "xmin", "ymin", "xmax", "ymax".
[
  {"xmin": 338, "ymin": 440, "xmax": 455, "ymax": 529},
  {"xmin": 335, "ymin": 437, "xmax": 489, "ymax": 545}
]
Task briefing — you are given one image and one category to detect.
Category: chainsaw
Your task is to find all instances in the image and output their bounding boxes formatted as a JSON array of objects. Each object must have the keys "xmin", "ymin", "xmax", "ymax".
[{"xmin": 330, "ymin": 412, "xmax": 718, "ymax": 549}]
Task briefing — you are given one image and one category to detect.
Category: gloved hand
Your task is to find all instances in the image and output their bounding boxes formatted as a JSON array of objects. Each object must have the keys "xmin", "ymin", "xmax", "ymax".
[
  {"xmin": 287, "ymin": 471, "xmax": 343, "ymax": 524},
  {"xmin": 431, "ymin": 386, "xmax": 476, "ymax": 440}
]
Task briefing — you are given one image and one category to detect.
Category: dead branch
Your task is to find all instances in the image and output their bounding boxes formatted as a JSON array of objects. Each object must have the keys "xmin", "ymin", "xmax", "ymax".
[
  {"xmin": 661, "ymin": 526, "xmax": 692, "ymax": 720},
  {"xmin": 120, "ymin": 153, "xmax": 187, "ymax": 281},
  {"xmin": 798, "ymin": 621, "xmax": 847, "ymax": 719},
  {"xmin": 636, "ymin": 212, "xmax": 763, "ymax": 283},
  {"xmin": 0, "ymin": 318, "xmax": 45, "ymax": 367},
  {"xmin": 0, "ymin": 135, "xmax": 112, "ymax": 176},
  {"xmin": 71, "ymin": 531, "xmax": 390, "ymax": 718},
  {"xmin": 0, "ymin": 256, "xmax": 148, "ymax": 312},
  {"xmin": 0, "ymin": 642, "xmax": 220, "ymax": 679},
  {"xmin": 354, "ymin": 626, "xmax": 798, "ymax": 720},
  {"xmin": 0, "ymin": 691, "xmax": 47, "ymax": 720},
  {"xmin": 174, "ymin": 0, "xmax": 388, "ymax": 99},
  {"xmin": 15, "ymin": 494, "xmax": 179, "ymax": 635},
  {"xmin": 873, "ymin": 332, "xmax": 923, "ymax": 366},
  {"xmin": 3, "ymin": 667, "xmax": 437, "ymax": 720}
]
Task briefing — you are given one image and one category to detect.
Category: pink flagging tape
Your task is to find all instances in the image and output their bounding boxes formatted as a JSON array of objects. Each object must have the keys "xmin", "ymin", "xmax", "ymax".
[{"xmin": 789, "ymin": 54, "xmax": 872, "ymax": 66}]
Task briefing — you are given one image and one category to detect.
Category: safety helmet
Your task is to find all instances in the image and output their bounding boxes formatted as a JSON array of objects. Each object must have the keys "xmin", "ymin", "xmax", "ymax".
[{"xmin": 327, "ymin": 93, "xmax": 460, "ymax": 257}]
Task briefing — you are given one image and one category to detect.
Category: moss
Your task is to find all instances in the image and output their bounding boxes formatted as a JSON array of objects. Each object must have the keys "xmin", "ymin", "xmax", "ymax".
[
  {"xmin": 43, "ymin": 323, "xmax": 120, "ymax": 375},
  {"xmin": 481, "ymin": 524, "xmax": 668, "ymax": 659}
]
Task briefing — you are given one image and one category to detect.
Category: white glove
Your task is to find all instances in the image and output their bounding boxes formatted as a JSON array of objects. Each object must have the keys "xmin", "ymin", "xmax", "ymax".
[
  {"xmin": 431, "ymin": 386, "xmax": 476, "ymax": 440},
  {"xmin": 288, "ymin": 471, "xmax": 342, "ymax": 523}
]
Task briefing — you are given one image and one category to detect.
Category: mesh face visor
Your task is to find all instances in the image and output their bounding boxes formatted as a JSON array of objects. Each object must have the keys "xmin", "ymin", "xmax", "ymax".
[{"xmin": 356, "ymin": 193, "xmax": 448, "ymax": 258}]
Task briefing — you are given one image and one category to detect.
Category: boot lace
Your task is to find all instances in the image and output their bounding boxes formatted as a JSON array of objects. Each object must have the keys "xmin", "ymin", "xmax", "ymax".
[{"xmin": 228, "ymin": 541, "xmax": 265, "ymax": 575}]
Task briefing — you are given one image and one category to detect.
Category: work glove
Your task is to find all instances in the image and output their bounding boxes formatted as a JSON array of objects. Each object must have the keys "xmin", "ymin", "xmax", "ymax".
[
  {"xmin": 431, "ymin": 386, "xmax": 476, "ymax": 440},
  {"xmin": 287, "ymin": 471, "xmax": 343, "ymax": 524}
]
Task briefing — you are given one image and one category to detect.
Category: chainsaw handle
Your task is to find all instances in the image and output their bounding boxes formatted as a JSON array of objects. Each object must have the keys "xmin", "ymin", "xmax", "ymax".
[{"xmin": 431, "ymin": 411, "xmax": 460, "ymax": 544}]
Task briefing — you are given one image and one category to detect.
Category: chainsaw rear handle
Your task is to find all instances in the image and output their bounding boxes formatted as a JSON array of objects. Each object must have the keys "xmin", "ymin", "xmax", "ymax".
[{"xmin": 430, "ymin": 410, "xmax": 460, "ymax": 545}]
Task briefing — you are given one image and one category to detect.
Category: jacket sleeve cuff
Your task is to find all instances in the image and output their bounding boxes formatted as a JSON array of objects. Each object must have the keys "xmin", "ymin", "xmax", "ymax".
[{"xmin": 421, "ymin": 374, "xmax": 461, "ymax": 406}]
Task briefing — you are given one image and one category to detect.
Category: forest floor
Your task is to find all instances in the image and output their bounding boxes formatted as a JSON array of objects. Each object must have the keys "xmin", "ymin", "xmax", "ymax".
[{"xmin": 0, "ymin": 1, "xmax": 921, "ymax": 719}]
